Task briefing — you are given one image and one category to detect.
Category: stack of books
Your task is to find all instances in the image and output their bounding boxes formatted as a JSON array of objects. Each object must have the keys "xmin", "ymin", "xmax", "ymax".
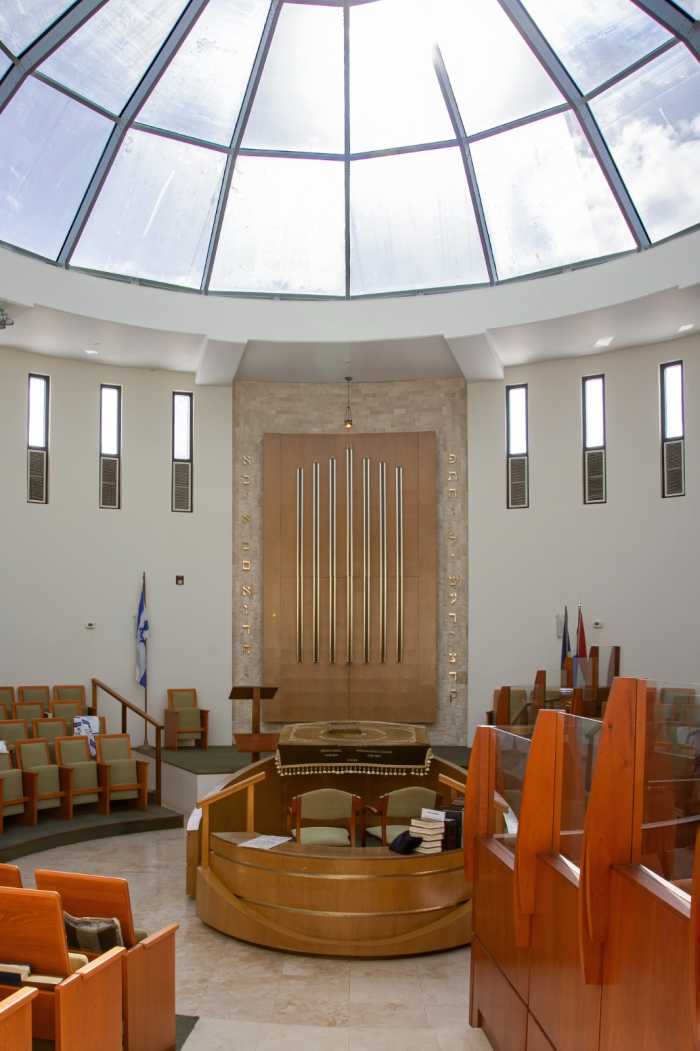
[{"xmin": 409, "ymin": 818, "xmax": 444, "ymax": 854}]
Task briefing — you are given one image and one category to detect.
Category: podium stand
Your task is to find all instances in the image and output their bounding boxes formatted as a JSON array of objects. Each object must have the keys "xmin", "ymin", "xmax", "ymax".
[{"xmin": 230, "ymin": 685, "xmax": 279, "ymax": 762}]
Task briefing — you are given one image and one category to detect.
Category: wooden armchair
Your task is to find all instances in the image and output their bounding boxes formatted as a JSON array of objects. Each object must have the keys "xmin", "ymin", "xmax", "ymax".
[
  {"xmin": 364, "ymin": 786, "xmax": 440, "ymax": 845},
  {"xmin": 0, "ymin": 886, "xmax": 124, "ymax": 1050},
  {"xmin": 288, "ymin": 788, "xmax": 363, "ymax": 847},
  {"xmin": 95, "ymin": 734, "xmax": 148, "ymax": 814},
  {"xmin": 52, "ymin": 684, "xmax": 87, "ymax": 707},
  {"xmin": 0, "ymin": 753, "xmax": 27, "ymax": 834},
  {"xmin": 164, "ymin": 688, "xmax": 209, "ymax": 750},
  {"xmin": 0, "ymin": 987, "xmax": 37, "ymax": 1050},
  {"xmin": 0, "ymin": 862, "xmax": 23, "ymax": 887},
  {"xmin": 56, "ymin": 736, "xmax": 104, "ymax": 817},
  {"xmin": 31, "ymin": 718, "xmax": 68, "ymax": 761},
  {"xmin": 17, "ymin": 686, "xmax": 50, "ymax": 714},
  {"xmin": 0, "ymin": 721, "xmax": 30, "ymax": 759},
  {"xmin": 15, "ymin": 739, "xmax": 71, "ymax": 825},
  {"xmin": 0, "ymin": 687, "xmax": 15, "ymax": 717},
  {"xmin": 35, "ymin": 869, "xmax": 178, "ymax": 1051},
  {"xmin": 13, "ymin": 703, "xmax": 43, "ymax": 729}
]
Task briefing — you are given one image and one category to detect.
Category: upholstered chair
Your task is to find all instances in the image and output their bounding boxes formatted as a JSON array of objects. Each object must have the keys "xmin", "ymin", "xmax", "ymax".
[
  {"xmin": 364, "ymin": 786, "xmax": 439, "ymax": 846},
  {"xmin": 0, "ymin": 720, "xmax": 30, "ymax": 758},
  {"xmin": 32, "ymin": 718, "xmax": 68, "ymax": 762},
  {"xmin": 56, "ymin": 736, "xmax": 103, "ymax": 815},
  {"xmin": 14, "ymin": 702, "xmax": 43, "ymax": 729},
  {"xmin": 0, "ymin": 753, "xmax": 26, "ymax": 833},
  {"xmin": 49, "ymin": 699, "xmax": 83, "ymax": 724},
  {"xmin": 164, "ymin": 689, "xmax": 209, "ymax": 750},
  {"xmin": 15, "ymin": 739, "xmax": 70, "ymax": 824},
  {"xmin": 95, "ymin": 735, "xmax": 148, "ymax": 813},
  {"xmin": 17, "ymin": 686, "xmax": 50, "ymax": 713},
  {"xmin": 52, "ymin": 685, "xmax": 87, "ymax": 708},
  {"xmin": 288, "ymin": 788, "xmax": 363, "ymax": 847},
  {"xmin": 0, "ymin": 688, "xmax": 14, "ymax": 720}
]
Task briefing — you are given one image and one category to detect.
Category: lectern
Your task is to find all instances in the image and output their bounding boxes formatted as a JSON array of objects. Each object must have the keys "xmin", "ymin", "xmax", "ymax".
[{"xmin": 230, "ymin": 685, "xmax": 279, "ymax": 762}]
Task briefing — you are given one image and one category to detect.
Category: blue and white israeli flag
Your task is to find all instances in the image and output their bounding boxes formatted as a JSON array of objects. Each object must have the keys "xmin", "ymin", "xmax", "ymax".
[{"xmin": 136, "ymin": 581, "xmax": 149, "ymax": 688}]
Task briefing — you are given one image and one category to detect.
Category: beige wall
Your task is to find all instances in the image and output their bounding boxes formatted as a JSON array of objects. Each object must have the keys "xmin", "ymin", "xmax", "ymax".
[{"xmin": 233, "ymin": 378, "xmax": 468, "ymax": 744}]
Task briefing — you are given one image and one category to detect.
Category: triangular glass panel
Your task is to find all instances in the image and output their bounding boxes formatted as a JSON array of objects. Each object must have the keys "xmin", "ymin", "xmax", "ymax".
[
  {"xmin": 436, "ymin": 0, "xmax": 566, "ymax": 136},
  {"xmin": 0, "ymin": 0, "xmax": 74, "ymax": 56},
  {"xmin": 243, "ymin": 2, "xmax": 344, "ymax": 154},
  {"xmin": 139, "ymin": 0, "xmax": 270, "ymax": 147},
  {"xmin": 519, "ymin": 0, "xmax": 672, "ymax": 94},
  {"xmin": 349, "ymin": 0, "xmax": 454, "ymax": 153},
  {"xmin": 40, "ymin": 0, "xmax": 188, "ymax": 115}
]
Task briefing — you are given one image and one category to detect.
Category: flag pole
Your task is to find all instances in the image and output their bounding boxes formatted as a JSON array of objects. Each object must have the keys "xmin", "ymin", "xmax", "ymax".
[{"xmin": 143, "ymin": 570, "xmax": 148, "ymax": 748}]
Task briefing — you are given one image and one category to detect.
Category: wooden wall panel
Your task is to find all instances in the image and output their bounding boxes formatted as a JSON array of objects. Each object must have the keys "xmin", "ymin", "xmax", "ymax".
[
  {"xmin": 526, "ymin": 1015, "xmax": 556, "ymax": 1051},
  {"xmin": 471, "ymin": 938, "xmax": 528, "ymax": 1051},
  {"xmin": 263, "ymin": 432, "xmax": 437, "ymax": 723},
  {"xmin": 475, "ymin": 838, "xmax": 530, "ymax": 1000},
  {"xmin": 528, "ymin": 856, "xmax": 601, "ymax": 1051}
]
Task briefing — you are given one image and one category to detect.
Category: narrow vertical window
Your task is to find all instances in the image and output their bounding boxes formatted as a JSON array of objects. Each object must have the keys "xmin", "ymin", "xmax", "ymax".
[
  {"xmin": 660, "ymin": 361, "xmax": 685, "ymax": 498},
  {"xmin": 172, "ymin": 392, "xmax": 193, "ymax": 512},
  {"xmin": 506, "ymin": 384, "xmax": 529, "ymax": 508},
  {"xmin": 99, "ymin": 384, "xmax": 121, "ymax": 509},
  {"xmin": 27, "ymin": 373, "xmax": 49, "ymax": 504},
  {"xmin": 582, "ymin": 374, "xmax": 606, "ymax": 504}
]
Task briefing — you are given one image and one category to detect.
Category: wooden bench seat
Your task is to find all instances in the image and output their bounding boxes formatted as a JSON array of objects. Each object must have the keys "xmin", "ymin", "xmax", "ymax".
[
  {"xmin": 0, "ymin": 987, "xmax": 36, "ymax": 1051},
  {"xmin": 35, "ymin": 869, "xmax": 178, "ymax": 1051}
]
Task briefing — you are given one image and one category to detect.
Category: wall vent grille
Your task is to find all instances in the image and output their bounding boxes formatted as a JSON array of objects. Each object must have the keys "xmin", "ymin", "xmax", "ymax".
[
  {"xmin": 508, "ymin": 455, "xmax": 529, "ymax": 509},
  {"xmin": 663, "ymin": 438, "xmax": 685, "ymax": 498},
  {"xmin": 172, "ymin": 460, "xmax": 192, "ymax": 512},
  {"xmin": 27, "ymin": 449, "xmax": 47, "ymax": 504},
  {"xmin": 584, "ymin": 449, "xmax": 606, "ymax": 504},
  {"xmin": 100, "ymin": 455, "xmax": 120, "ymax": 509}
]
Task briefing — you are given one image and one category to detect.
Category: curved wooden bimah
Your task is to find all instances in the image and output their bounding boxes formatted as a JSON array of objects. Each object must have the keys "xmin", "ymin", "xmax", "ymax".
[{"xmin": 190, "ymin": 754, "xmax": 471, "ymax": 957}]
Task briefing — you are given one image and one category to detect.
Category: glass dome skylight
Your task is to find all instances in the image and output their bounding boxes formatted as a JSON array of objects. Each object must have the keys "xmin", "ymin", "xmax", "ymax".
[{"xmin": 0, "ymin": 0, "xmax": 698, "ymax": 299}]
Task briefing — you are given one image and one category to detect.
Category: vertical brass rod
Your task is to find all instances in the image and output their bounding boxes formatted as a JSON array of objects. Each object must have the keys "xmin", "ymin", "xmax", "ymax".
[
  {"xmin": 296, "ymin": 466, "xmax": 304, "ymax": 663},
  {"xmin": 329, "ymin": 457, "xmax": 336, "ymax": 664},
  {"xmin": 346, "ymin": 447, "xmax": 353, "ymax": 664},
  {"xmin": 379, "ymin": 461, "xmax": 387, "ymax": 663},
  {"xmin": 312, "ymin": 462, "xmax": 320, "ymax": 663},
  {"xmin": 363, "ymin": 456, "xmax": 371, "ymax": 664},
  {"xmin": 396, "ymin": 465, "xmax": 404, "ymax": 664}
]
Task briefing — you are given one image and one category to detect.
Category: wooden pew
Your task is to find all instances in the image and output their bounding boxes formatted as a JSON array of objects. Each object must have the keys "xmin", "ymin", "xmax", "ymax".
[
  {"xmin": 0, "ymin": 987, "xmax": 36, "ymax": 1051},
  {"xmin": 0, "ymin": 863, "xmax": 22, "ymax": 887},
  {"xmin": 34, "ymin": 869, "xmax": 178, "ymax": 1051},
  {"xmin": 0, "ymin": 886, "xmax": 124, "ymax": 1050}
]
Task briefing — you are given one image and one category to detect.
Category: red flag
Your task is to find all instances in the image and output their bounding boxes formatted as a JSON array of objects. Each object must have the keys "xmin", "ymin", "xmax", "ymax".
[{"xmin": 576, "ymin": 606, "xmax": 587, "ymax": 658}]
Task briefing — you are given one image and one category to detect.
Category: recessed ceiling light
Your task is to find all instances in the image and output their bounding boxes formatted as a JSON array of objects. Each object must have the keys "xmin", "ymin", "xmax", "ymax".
[
  {"xmin": 84, "ymin": 348, "xmax": 99, "ymax": 356},
  {"xmin": 594, "ymin": 336, "xmax": 614, "ymax": 349},
  {"xmin": 678, "ymin": 323, "xmax": 695, "ymax": 334}
]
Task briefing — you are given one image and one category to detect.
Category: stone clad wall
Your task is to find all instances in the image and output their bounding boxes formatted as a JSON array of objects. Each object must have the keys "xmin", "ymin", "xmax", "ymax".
[{"xmin": 233, "ymin": 378, "xmax": 468, "ymax": 744}]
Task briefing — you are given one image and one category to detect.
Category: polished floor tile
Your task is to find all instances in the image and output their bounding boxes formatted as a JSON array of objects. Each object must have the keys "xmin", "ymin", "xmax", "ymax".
[{"xmin": 16, "ymin": 829, "xmax": 491, "ymax": 1050}]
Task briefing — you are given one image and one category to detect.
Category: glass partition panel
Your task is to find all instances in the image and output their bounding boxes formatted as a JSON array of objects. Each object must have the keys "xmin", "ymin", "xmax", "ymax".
[
  {"xmin": 642, "ymin": 683, "xmax": 700, "ymax": 886},
  {"xmin": 491, "ymin": 728, "xmax": 533, "ymax": 854},
  {"xmin": 559, "ymin": 714, "xmax": 602, "ymax": 867}
]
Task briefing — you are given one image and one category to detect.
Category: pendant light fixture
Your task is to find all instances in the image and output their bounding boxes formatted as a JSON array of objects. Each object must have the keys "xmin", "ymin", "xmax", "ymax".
[{"xmin": 344, "ymin": 376, "xmax": 353, "ymax": 430}]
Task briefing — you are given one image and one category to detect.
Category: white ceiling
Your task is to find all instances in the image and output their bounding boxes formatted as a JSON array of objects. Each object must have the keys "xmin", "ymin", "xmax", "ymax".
[{"xmin": 1, "ymin": 282, "xmax": 698, "ymax": 385}]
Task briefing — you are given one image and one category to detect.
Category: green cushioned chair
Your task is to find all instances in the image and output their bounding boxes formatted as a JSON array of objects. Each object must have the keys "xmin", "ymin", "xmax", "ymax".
[
  {"xmin": 32, "ymin": 719, "xmax": 68, "ymax": 762},
  {"xmin": 0, "ymin": 688, "xmax": 15, "ymax": 713},
  {"xmin": 14, "ymin": 702, "xmax": 43, "ymax": 729},
  {"xmin": 56, "ymin": 736, "xmax": 103, "ymax": 817},
  {"xmin": 165, "ymin": 689, "xmax": 209, "ymax": 750},
  {"xmin": 50, "ymin": 699, "xmax": 83, "ymax": 724},
  {"xmin": 0, "ymin": 752, "xmax": 27, "ymax": 833},
  {"xmin": 95, "ymin": 735, "xmax": 148, "ymax": 814},
  {"xmin": 18, "ymin": 686, "xmax": 50, "ymax": 714},
  {"xmin": 365, "ymin": 786, "xmax": 439, "ymax": 846},
  {"xmin": 0, "ymin": 721, "xmax": 30, "ymax": 758},
  {"xmin": 52, "ymin": 685, "xmax": 87, "ymax": 706},
  {"xmin": 15, "ymin": 739, "xmax": 70, "ymax": 825},
  {"xmin": 288, "ymin": 788, "xmax": 363, "ymax": 847}
]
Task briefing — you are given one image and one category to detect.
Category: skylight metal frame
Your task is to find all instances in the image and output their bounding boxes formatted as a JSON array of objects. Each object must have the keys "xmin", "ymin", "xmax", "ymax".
[{"xmin": 0, "ymin": 0, "xmax": 697, "ymax": 299}]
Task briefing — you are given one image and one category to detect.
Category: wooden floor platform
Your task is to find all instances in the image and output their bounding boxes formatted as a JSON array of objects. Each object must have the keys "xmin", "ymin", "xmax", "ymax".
[{"xmin": 0, "ymin": 803, "xmax": 183, "ymax": 862}]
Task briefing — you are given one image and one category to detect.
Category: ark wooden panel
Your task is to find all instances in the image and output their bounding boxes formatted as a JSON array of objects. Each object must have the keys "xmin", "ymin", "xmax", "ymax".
[
  {"xmin": 263, "ymin": 432, "xmax": 436, "ymax": 723},
  {"xmin": 528, "ymin": 856, "xmax": 601, "ymax": 1051},
  {"xmin": 471, "ymin": 938, "xmax": 528, "ymax": 1051},
  {"xmin": 599, "ymin": 865, "xmax": 694, "ymax": 1051},
  {"xmin": 475, "ymin": 838, "xmax": 530, "ymax": 1001}
]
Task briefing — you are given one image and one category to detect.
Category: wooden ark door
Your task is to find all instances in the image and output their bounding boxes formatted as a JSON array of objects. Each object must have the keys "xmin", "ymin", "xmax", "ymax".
[{"xmin": 263, "ymin": 433, "xmax": 436, "ymax": 724}]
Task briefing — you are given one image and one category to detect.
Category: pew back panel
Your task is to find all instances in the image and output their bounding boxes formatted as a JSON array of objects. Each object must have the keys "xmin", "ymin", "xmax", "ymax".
[
  {"xmin": 34, "ymin": 870, "xmax": 138, "ymax": 948},
  {"xmin": 0, "ymin": 987, "xmax": 36, "ymax": 1051}
]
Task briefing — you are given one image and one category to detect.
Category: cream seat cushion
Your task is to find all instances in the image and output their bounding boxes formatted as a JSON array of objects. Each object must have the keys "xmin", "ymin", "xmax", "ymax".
[
  {"xmin": 365, "ymin": 824, "xmax": 410, "ymax": 845},
  {"xmin": 292, "ymin": 826, "xmax": 351, "ymax": 847}
]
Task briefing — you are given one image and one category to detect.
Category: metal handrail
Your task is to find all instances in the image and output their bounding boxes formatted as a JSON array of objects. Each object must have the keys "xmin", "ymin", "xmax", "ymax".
[
  {"xmin": 91, "ymin": 678, "xmax": 163, "ymax": 806},
  {"xmin": 198, "ymin": 770, "xmax": 268, "ymax": 869}
]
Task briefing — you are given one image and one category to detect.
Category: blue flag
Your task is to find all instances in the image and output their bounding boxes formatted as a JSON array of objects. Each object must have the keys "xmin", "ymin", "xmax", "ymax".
[
  {"xmin": 560, "ymin": 605, "xmax": 571, "ymax": 668},
  {"xmin": 135, "ymin": 579, "xmax": 149, "ymax": 688}
]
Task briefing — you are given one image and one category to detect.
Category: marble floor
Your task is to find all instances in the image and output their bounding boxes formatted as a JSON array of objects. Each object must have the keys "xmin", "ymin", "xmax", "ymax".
[{"xmin": 16, "ymin": 829, "xmax": 492, "ymax": 1051}]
